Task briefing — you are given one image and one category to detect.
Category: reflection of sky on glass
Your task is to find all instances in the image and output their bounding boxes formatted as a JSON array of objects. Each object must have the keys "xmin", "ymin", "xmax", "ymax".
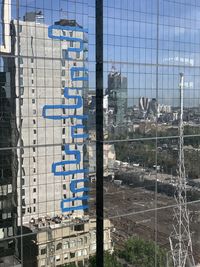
[{"xmin": 6, "ymin": 0, "xmax": 200, "ymax": 107}]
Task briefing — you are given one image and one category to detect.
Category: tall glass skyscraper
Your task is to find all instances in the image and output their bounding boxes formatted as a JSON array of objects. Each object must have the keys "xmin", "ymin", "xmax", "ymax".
[{"xmin": 1, "ymin": 0, "xmax": 200, "ymax": 267}]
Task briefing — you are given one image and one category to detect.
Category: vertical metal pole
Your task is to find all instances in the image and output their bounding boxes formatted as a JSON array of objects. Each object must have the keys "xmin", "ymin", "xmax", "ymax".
[
  {"xmin": 179, "ymin": 73, "xmax": 184, "ymax": 266},
  {"xmin": 96, "ymin": 0, "xmax": 104, "ymax": 266}
]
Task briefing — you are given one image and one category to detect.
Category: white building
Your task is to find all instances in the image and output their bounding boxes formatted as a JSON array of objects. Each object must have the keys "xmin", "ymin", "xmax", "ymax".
[
  {"xmin": 14, "ymin": 15, "xmax": 88, "ymax": 224},
  {"xmin": 35, "ymin": 218, "xmax": 113, "ymax": 267}
]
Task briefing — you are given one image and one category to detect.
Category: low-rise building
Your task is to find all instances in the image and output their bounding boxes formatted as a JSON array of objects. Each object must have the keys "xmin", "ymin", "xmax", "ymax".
[{"xmin": 24, "ymin": 217, "xmax": 113, "ymax": 267}]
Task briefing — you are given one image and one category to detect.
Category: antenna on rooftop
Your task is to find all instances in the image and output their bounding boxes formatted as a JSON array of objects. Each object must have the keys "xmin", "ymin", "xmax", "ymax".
[{"xmin": 169, "ymin": 73, "xmax": 195, "ymax": 267}]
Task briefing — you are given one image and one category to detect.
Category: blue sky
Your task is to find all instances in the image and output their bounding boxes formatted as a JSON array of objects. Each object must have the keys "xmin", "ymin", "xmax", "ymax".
[{"xmin": 1, "ymin": 0, "xmax": 200, "ymax": 107}]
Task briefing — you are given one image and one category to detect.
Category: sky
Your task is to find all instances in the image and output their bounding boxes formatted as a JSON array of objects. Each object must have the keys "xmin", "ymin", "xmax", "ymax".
[{"xmin": 1, "ymin": 0, "xmax": 200, "ymax": 107}]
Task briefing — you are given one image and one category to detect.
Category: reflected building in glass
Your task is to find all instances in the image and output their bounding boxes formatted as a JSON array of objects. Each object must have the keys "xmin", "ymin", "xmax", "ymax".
[
  {"xmin": 0, "ymin": 1, "xmax": 113, "ymax": 267},
  {"xmin": 103, "ymin": 0, "xmax": 200, "ymax": 266},
  {"xmin": 104, "ymin": 67, "xmax": 127, "ymax": 136},
  {"xmin": 13, "ymin": 13, "xmax": 88, "ymax": 224}
]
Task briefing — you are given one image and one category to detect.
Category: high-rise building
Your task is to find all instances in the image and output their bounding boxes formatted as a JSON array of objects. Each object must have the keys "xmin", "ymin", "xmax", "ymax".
[
  {"xmin": 106, "ymin": 67, "xmax": 127, "ymax": 127},
  {"xmin": 0, "ymin": 4, "xmax": 19, "ymax": 262},
  {"xmin": 0, "ymin": 68, "xmax": 18, "ymax": 262},
  {"xmin": 12, "ymin": 15, "xmax": 88, "ymax": 224},
  {"xmin": 0, "ymin": 5, "xmax": 113, "ymax": 266}
]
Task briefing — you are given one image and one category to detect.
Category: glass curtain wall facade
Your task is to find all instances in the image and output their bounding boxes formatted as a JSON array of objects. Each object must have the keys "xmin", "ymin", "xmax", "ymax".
[
  {"xmin": 1, "ymin": 0, "xmax": 200, "ymax": 267},
  {"xmin": 103, "ymin": 0, "xmax": 200, "ymax": 267}
]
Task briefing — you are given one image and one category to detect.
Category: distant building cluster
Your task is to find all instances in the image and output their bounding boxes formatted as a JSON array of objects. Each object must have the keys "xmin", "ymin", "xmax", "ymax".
[
  {"xmin": 139, "ymin": 97, "xmax": 172, "ymax": 120},
  {"xmin": 103, "ymin": 67, "xmax": 128, "ymax": 136}
]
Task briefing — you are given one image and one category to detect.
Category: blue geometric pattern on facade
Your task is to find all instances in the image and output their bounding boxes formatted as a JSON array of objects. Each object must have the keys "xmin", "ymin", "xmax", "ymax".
[
  {"xmin": 71, "ymin": 124, "xmax": 89, "ymax": 139},
  {"xmin": 44, "ymin": 24, "xmax": 89, "ymax": 213},
  {"xmin": 70, "ymin": 67, "xmax": 89, "ymax": 81},
  {"xmin": 70, "ymin": 178, "xmax": 89, "ymax": 193}
]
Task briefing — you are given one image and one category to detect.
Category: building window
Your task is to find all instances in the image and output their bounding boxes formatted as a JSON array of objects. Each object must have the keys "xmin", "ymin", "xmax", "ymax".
[
  {"xmin": 31, "ymin": 58, "xmax": 34, "ymax": 63},
  {"xmin": 20, "ymin": 87, "xmax": 24, "ymax": 95},
  {"xmin": 33, "ymin": 198, "xmax": 36, "ymax": 204},
  {"xmin": 69, "ymin": 31, "xmax": 73, "ymax": 47},
  {"xmin": 55, "ymin": 255, "xmax": 60, "ymax": 262},
  {"xmin": 78, "ymin": 238, "xmax": 83, "ymax": 247},
  {"xmin": 40, "ymin": 248, "xmax": 46, "ymax": 255},
  {"xmin": 32, "ymin": 89, "xmax": 35, "ymax": 94},
  {"xmin": 20, "ymin": 77, "xmax": 23, "ymax": 86},
  {"xmin": 61, "ymin": 80, "xmax": 65, "ymax": 87},
  {"xmin": 27, "ymin": 207, "xmax": 32, "ymax": 213},
  {"xmin": 64, "ymin": 253, "xmax": 68, "ymax": 259},
  {"xmin": 31, "ymin": 68, "xmax": 34, "ymax": 74},
  {"xmin": 32, "ymin": 99, "xmax": 35, "ymax": 104},
  {"xmin": 61, "ymin": 70, "xmax": 65, "ymax": 76},
  {"xmin": 70, "ymin": 252, "xmax": 75, "ymax": 259},
  {"xmin": 77, "ymin": 250, "xmax": 82, "ymax": 257},
  {"xmin": 62, "ymin": 49, "xmax": 66, "ymax": 59},
  {"xmin": 21, "ymin": 199, "xmax": 25, "ymax": 207},
  {"xmin": 33, "ymin": 207, "xmax": 36, "ymax": 212},
  {"xmin": 76, "ymin": 51, "xmax": 80, "ymax": 58},
  {"xmin": 74, "ymin": 224, "xmax": 84, "ymax": 231},
  {"xmin": 56, "ymin": 243, "xmax": 62, "ymax": 250},
  {"xmin": 33, "ymin": 129, "xmax": 36, "ymax": 134},
  {"xmin": 19, "ymin": 57, "xmax": 23, "ymax": 64},
  {"xmin": 63, "ymin": 241, "xmax": 69, "ymax": 249},
  {"xmin": 20, "ymin": 68, "xmax": 23, "ymax": 75},
  {"xmin": 61, "ymin": 59, "xmax": 65, "ymax": 66},
  {"xmin": 33, "ymin": 188, "xmax": 36, "ymax": 193},
  {"xmin": 70, "ymin": 41, "xmax": 73, "ymax": 47}
]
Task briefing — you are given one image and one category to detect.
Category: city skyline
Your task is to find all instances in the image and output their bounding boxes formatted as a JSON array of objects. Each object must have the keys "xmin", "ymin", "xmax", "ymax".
[{"xmin": 2, "ymin": 1, "xmax": 200, "ymax": 107}]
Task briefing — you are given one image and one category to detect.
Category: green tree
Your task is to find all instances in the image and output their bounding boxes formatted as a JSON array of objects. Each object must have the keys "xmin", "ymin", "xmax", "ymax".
[
  {"xmin": 118, "ymin": 237, "xmax": 169, "ymax": 267},
  {"xmin": 62, "ymin": 263, "xmax": 76, "ymax": 267},
  {"xmin": 89, "ymin": 251, "xmax": 122, "ymax": 267}
]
